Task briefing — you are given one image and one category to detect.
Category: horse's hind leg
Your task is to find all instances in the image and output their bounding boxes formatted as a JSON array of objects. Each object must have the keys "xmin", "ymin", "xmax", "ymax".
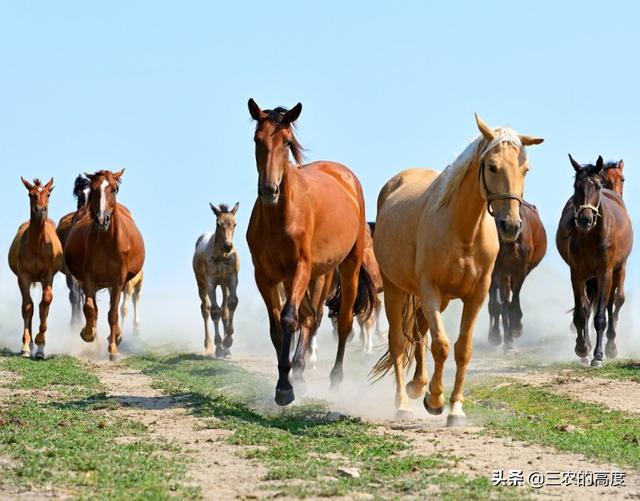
[
  {"xmin": 18, "ymin": 275, "xmax": 34, "ymax": 357},
  {"xmin": 406, "ymin": 307, "xmax": 429, "ymax": 400},
  {"xmin": 196, "ymin": 276, "xmax": 212, "ymax": 356},
  {"xmin": 131, "ymin": 277, "xmax": 142, "ymax": 331},
  {"xmin": 221, "ymin": 273, "xmax": 239, "ymax": 358},
  {"xmin": 570, "ymin": 272, "xmax": 591, "ymax": 362},
  {"xmin": 591, "ymin": 270, "xmax": 613, "ymax": 368},
  {"xmin": 605, "ymin": 270, "xmax": 620, "ymax": 359},
  {"xmin": 613, "ymin": 264, "xmax": 626, "ymax": 326},
  {"xmin": 292, "ymin": 276, "xmax": 324, "ymax": 387},
  {"xmin": 34, "ymin": 276, "xmax": 54, "ymax": 360},
  {"xmin": 120, "ymin": 283, "xmax": 132, "ymax": 330},
  {"xmin": 499, "ymin": 277, "xmax": 513, "ymax": 353},
  {"xmin": 487, "ymin": 279, "xmax": 502, "ymax": 346},
  {"xmin": 68, "ymin": 275, "xmax": 82, "ymax": 326}
]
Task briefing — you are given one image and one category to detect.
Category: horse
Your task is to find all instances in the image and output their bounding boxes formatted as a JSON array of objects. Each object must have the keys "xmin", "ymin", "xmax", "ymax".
[
  {"xmin": 487, "ymin": 201, "xmax": 547, "ymax": 352},
  {"xmin": 371, "ymin": 114, "xmax": 543, "ymax": 425},
  {"xmin": 120, "ymin": 270, "xmax": 143, "ymax": 332},
  {"xmin": 246, "ymin": 99, "xmax": 376, "ymax": 406},
  {"xmin": 64, "ymin": 169, "xmax": 145, "ymax": 360},
  {"xmin": 328, "ymin": 222, "xmax": 385, "ymax": 354},
  {"xmin": 601, "ymin": 159, "xmax": 624, "ymax": 196},
  {"xmin": 56, "ymin": 174, "xmax": 91, "ymax": 325},
  {"xmin": 193, "ymin": 203, "xmax": 240, "ymax": 358},
  {"xmin": 8, "ymin": 178, "xmax": 63, "ymax": 359},
  {"xmin": 556, "ymin": 155, "xmax": 632, "ymax": 366}
]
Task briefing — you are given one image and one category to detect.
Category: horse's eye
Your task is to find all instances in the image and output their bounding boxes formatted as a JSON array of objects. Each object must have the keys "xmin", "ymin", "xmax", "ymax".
[
  {"xmin": 284, "ymin": 139, "xmax": 290, "ymax": 147},
  {"xmin": 488, "ymin": 164, "xmax": 498, "ymax": 173}
]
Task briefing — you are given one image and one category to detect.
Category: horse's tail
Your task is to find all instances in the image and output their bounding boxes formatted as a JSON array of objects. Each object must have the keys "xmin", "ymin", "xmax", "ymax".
[
  {"xmin": 326, "ymin": 264, "xmax": 377, "ymax": 321},
  {"xmin": 370, "ymin": 294, "xmax": 419, "ymax": 382}
]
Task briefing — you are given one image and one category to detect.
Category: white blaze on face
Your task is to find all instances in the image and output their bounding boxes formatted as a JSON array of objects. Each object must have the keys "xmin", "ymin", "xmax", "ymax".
[
  {"xmin": 83, "ymin": 187, "xmax": 90, "ymax": 204},
  {"xmin": 99, "ymin": 179, "xmax": 109, "ymax": 219}
]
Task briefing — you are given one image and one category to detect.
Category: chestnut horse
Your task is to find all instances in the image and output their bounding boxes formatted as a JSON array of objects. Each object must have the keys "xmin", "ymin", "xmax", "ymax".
[
  {"xmin": 57, "ymin": 174, "xmax": 91, "ymax": 325},
  {"xmin": 372, "ymin": 115, "xmax": 543, "ymax": 425},
  {"xmin": 120, "ymin": 270, "xmax": 144, "ymax": 332},
  {"xmin": 246, "ymin": 99, "xmax": 376, "ymax": 405},
  {"xmin": 8, "ymin": 178, "xmax": 63, "ymax": 359},
  {"xmin": 65, "ymin": 169, "xmax": 145, "ymax": 359},
  {"xmin": 487, "ymin": 201, "xmax": 547, "ymax": 352},
  {"xmin": 556, "ymin": 156, "xmax": 632, "ymax": 366}
]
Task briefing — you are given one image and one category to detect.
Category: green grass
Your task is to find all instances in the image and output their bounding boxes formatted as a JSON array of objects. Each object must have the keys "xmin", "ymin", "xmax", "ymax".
[
  {"xmin": 0, "ymin": 355, "xmax": 198, "ymax": 500},
  {"xmin": 468, "ymin": 380, "xmax": 640, "ymax": 470},
  {"xmin": 128, "ymin": 353, "xmax": 522, "ymax": 500},
  {"xmin": 574, "ymin": 360, "xmax": 640, "ymax": 383}
]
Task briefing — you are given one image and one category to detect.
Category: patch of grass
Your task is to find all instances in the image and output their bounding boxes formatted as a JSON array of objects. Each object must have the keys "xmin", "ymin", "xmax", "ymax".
[
  {"xmin": 0, "ymin": 355, "xmax": 198, "ymax": 500},
  {"xmin": 574, "ymin": 360, "xmax": 640, "ymax": 383},
  {"xmin": 468, "ymin": 380, "xmax": 640, "ymax": 470},
  {"xmin": 128, "ymin": 354, "xmax": 522, "ymax": 500}
]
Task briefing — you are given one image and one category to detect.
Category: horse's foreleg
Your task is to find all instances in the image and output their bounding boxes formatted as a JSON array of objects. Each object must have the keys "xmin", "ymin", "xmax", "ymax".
[
  {"xmin": 570, "ymin": 272, "xmax": 590, "ymax": 361},
  {"xmin": 331, "ymin": 258, "xmax": 359, "ymax": 389},
  {"xmin": 292, "ymin": 276, "xmax": 324, "ymax": 384},
  {"xmin": 196, "ymin": 277, "xmax": 212, "ymax": 355},
  {"xmin": 605, "ymin": 272, "xmax": 618, "ymax": 359},
  {"xmin": 509, "ymin": 274, "xmax": 525, "ymax": 339},
  {"xmin": 18, "ymin": 275, "xmax": 34, "ymax": 357},
  {"xmin": 448, "ymin": 285, "xmax": 487, "ymax": 427},
  {"xmin": 254, "ymin": 269, "xmax": 282, "ymax": 354},
  {"xmin": 592, "ymin": 271, "xmax": 613, "ymax": 367},
  {"xmin": 420, "ymin": 286, "xmax": 449, "ymax": 416},
  {"xmin": 209, "ymin": 284, "xmax": 224, "ymax": 359},
  {"xmin": 68, "ymin": 275, "xmax": 82, "ymax": 326},
  {"xmin": 487, "ymin": 279, "xmax": 502, "ymax": 346},
  {"xmin": 107, "ymin": 284, "xmax": 124, "ymax": 360},
  {"xmin": 499, "ymin": 277, "xmax": 512, "ymax": 352},
  {"xmin": 34, "ymin": 277, "xmax": 54, "ymax": 360},
  {"xmin": 222, "ymin": 274, "xmax": 239, "ymax": 357},
  {"xmin": 80, "ymin": 284, "xmax": 98, "ymax": 343}
]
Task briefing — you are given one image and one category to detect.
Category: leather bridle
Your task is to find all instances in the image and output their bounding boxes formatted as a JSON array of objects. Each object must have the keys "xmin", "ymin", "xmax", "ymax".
[
  {"xmin": 479, "ymin": 160, "xmax": 523, "ymax": 216},
  {"xmin": 573, "ymin": 194, "xmax": 602, "ymax": 227}
]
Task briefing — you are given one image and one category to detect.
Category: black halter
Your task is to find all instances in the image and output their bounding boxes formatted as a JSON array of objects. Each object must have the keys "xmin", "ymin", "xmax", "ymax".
[{"xmin": 479, "ymin": 160, "xmax": 523, "ymax": 216}]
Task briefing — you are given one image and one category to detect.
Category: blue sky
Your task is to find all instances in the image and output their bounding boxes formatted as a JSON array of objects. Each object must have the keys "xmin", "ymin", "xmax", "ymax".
[{"xmin": 0, "ymin": 1, "xmax": 637, "ymax": 321}]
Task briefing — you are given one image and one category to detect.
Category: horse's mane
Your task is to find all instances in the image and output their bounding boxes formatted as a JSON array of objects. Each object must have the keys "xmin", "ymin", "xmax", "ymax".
[
  {"xmin": 217, "ymin": 203, "xmax": 231, "ymax": 213},
  {"xmin": 73, "ymin": 174, "xmax": 90, "ymax": 198},
  {"xmin": 431, "ymin": 127, "xmax": 525, "ymax": 209},
  {"xmin": 259, "ymin": 107, "xmax": 306, "ymax": 166},
  {"xmin": 92, "ymin": 170, "xmax": 123, "ymax": 186},
  {"xmin": 33, "ymin": 178, "xmax": 42, "ymax": 186}
]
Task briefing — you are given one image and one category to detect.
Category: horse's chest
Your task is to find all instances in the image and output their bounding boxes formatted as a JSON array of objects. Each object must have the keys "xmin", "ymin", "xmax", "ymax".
[
  {"xmin": 438, "ymin": 247, "xmax": 494, "ymax": 296},
  {"xmin": 209, "ymin": 258, "xmax": 233, "ymax": 279}
]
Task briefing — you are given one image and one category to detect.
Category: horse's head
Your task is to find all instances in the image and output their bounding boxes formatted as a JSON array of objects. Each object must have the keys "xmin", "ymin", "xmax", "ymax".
[
  {"xmin": 248, "ymin": 98, "xmax": 304, "ymax": 205},
  {"xmin": 85, "ymin": 169, "xmax": 124, "ymax": 232},
  {"xmin": 21, "ymin": 177, "xmax": 54, "ymax": 222},
  {"xmin": 73, "ymin": 174, "xmax": 91, "ymax": 209},
  {"xmin": 475, "ymin": 114, "xmax": 543, "ymax": 243},
  {"xmin": 569, "ymin": 154, "xmax": 604, "ymax": 233},
  {"xmin": 210, "ymin": 202, "xmax": 239, "ymax": 254},
  {"xmin": 602, "ymin": 159, "xmax": 625, "ymax": 196}
]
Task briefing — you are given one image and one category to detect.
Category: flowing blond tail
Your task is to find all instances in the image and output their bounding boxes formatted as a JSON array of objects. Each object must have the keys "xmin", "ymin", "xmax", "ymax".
[{"xmin": 370, "ymin": 294, "xmax": 420, "ymax": 382}]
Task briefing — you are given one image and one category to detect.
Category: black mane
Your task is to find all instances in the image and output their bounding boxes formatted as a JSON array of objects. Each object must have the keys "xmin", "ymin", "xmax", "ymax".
[{"xmin": 258, "ymin": 106, "xmax": 306, "ymax": 165}]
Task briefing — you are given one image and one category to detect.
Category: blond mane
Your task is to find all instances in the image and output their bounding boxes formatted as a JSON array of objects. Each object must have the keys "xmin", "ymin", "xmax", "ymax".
[{"xmin": 431, "ymin": 127, "xmax": 525, "ymax": 209}]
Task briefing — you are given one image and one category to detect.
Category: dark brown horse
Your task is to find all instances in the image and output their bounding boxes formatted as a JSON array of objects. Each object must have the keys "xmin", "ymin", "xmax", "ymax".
[
  {"xmin": 246, "ymin": 99, "xmax": 376, "ymax": 405},
  {"xmin": 488, "ymin": 201, "xmax": 547, "ymax": 352},
  {"xmin": 556, "ymin": 155, "xmax": 633, "ymax": 366},
  {"xmin": 8, "ymin": 178, "xmax": 63, "ymax": 359},
  {"xmin": 65, "ymin": 169, "xmax": 145, "ymax": 359},
  {"xmin": 57, "ymin": 174, "xmax": 91, "ymax": 325}
]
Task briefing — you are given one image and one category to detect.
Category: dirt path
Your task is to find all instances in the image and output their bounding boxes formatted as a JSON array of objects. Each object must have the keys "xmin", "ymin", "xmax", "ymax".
[{"xmin": 89, "ymin": 360, "xmax": 269, "ymax": 500}]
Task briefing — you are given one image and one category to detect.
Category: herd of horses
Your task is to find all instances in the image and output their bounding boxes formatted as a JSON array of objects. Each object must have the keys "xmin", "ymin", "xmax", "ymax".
[{"xmin": 6, "ymin": 99, "xmax": 633, "ymax": 425}]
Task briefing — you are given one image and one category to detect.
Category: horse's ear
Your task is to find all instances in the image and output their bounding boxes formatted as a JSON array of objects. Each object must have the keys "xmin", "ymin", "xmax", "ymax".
[
  {"xmin": 231, "ymin": 202, "xmax": 239, "ymax": 215},
  {"xmin": 210, "ymin": 203, "xmax": 221, "ymax": 217},
  {"xmin": 45, "ymin": 178, "xmax": 54, "ymax": 192},
  {"xmin": 568, "ymin": 154, "xmax": 582, "ymax": 173},
  {"xmin": 113, "ymin": 169, "xmax": 125, "ymax": 181},
  {"xmin": 283, "ymin": 103, "xmax": 302, "ymax": 125},
  {"xmin": 474, "ymin": 113, "xmax": 495, "ymax": 142},
  {"xmin": 248, "ymin": 98, "xmax": 263, "ymax": 121},
  {"xmin": 84, "ymin": 172, "xmax": 95, "ymax": 181},
  {"xmin": 595, "ymin": 155, "xmax": 604, "ymax": 172},
  {"xmin": 519, "ymin": 135, "xmax": 544, "ymax": 146},
  {"xmin": 618, "ymin": 159, "xmax": 624, "ymax": 171},
  {"xmin": 21, "ymin": 177, "xmax": 33, "ymax": 190}
]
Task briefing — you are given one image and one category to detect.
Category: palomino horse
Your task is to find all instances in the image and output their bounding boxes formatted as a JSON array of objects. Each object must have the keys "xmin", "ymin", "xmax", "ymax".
[
  {"xmin": 246, "ymin": 99, "xmax": 376, "ymax": 405},
  {"xmin": 65, "ymin": 169, "xmax": 145, "ymax": 359},
  {"xmin": 120, "ymin": 270, "xmax": 143, "ymax": 332},
  {"xmin": 328, "ymin": 222, "xmax": 384, "ymax": 354},
  {"xmin": 556, "ymin": 156, "xmax": 632, "ymax": 366},
  {"xmin": 57, "ymin": 174, "xmax": 91, "ymax": 325},
  {"xmin": 487, "ymin": 201, "xmax": 547, "ymax": 352},
  {"xmin": 193, "ymin": 203, "xmax": 240, "ymax": 358},
  {"xmin": 8, "ymin": 178, "xmax": 63, "ymax": 359},
  {"xmin": 372, "ymin": 115, "xmax": 543, "ymax": 425}
]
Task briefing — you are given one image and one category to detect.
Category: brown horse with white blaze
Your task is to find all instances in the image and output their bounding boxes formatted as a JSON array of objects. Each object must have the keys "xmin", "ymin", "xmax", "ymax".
[
  {"xmin": 64, "ymin": 169, "xmax": 145, "ymax": 359},
  {"xmin": 246, "ymin": 99, "xmax": 376, "ymax": 406},
  {"xmin": 372, "ymin": 115, "xmax": 543, "ymax": 425},
  {"xmin": 8, "ymin": 178, "xmax": 63, "ymax": 359}
]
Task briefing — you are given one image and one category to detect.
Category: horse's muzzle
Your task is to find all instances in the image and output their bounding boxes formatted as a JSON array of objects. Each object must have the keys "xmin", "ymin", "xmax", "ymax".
[
  {"xmin": 497, "ymin": 218, "xmax": 522, "ymax": 243},
  {"xmin": 32, "ymin": 206, "xmax": 47, "ymax": 220},
  {"xmin": 575, "ymin": 213, "xmax": 596, "ymax": 233},
  {"xmin": 94, "ymin": 212, "xmax": 112, "ymax": 231},
  {"xmin": 222, "ymin": 243, "xmax": 233, "ymax": 253},
  {"xmin": 259, "ymin": 183, "xmax": 280, "ymax": 205}
]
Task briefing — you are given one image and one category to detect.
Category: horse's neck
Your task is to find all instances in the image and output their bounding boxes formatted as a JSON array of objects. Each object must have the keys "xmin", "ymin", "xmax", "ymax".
[
  {"xmin": 28, "ymin": 215, "xmax": 47, "ymax": 248},
  {"xmin": 448, "ymin": 157, "xmax": 488, "ymax": 242}
]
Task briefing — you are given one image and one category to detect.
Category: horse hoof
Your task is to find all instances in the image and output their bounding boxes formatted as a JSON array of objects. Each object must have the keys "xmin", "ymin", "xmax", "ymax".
[
  {"xmin": 488, "ymin": 333, "xmax": 502, "ymax": 346},
  {"xmin": 605, "ymin": 343, "xmax": 618, "ymax": 359},
  {"xmin": 223, "ymin": 348, "xmax": 232, "ymax": 359},
  {"xmin": 275, "ymin": 387, "xmax": 295, "ymax": 406},
  {"xmin": 511, "ymin": 328, "xmax": 523, "ymax": 339},
  {"xmin": 447, "ymin": 414, "xmax": 467, "ymax": 427},
  {"xmin": 406, "ymin": 381, "xmax": 425, "ymax": 399},
  {"xmin": 34, "ymin": 350, "xmax": 45, "ymax": 361},
  {"xmin": 222, "ymin": 336, "xmax": 233, "ymax": 348},
  {"xmin": 109, "ymin": 353, "xmax": 119, "ymax": 362},
  {"xmin": 578, "ymin": 357, "xmax": 590, "ymax": 366},
  {"xmin": 80, "ymin": 327, "xmax": 96, "ymax": 343},
  {"xmin": 20, "ymin": 349, "xmax": 31, "ymax": 358},
  {"xmin": 423, "ymin": 394, "xmax": 444, "ymax": 415},
  {"xmin": 214, "ymin": 347, "xmax": 225, "ymax": 359},
  {"xmin": 590, "ymin": 359, "xmax": 603, "ymax": 368},
  {"xmin": 575, "ymin": 345, "xmax": 590, "ymax": 359},
  {"xmin": 396, "ymin": 409, "xmax": 413, "ymax": 421},
  {"xmin": 503, "ymin": 346, "xmax": 518, "ymax": 356},
  {"xmin": 115, "ymin": 335, "xmax": 123, "ymax": 347}
]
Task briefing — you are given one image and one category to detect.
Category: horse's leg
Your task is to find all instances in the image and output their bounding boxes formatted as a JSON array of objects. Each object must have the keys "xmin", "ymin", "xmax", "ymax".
[
  {"xmin": 68, "ymin": 275, "xmax": 82, "ymax": 326},
  {"xmin": 591, "ymin": 270, "xmax": 613, "ymax": 368},
  {"xmin": 196, "ymin": 276, "xmax": 212, "ymax": 355},
  {"xmin": 374, "ymin": 294, "xmax": 385, "ymax": 340},
  {"xmin": 292, "ymin": 276, "xmax": 324, "ymax": 385},
  {"xmin": 448, "ymin": 284, "xmax": 488, "ymax": 427},
  {"xmin": 254, "ymin": 269, "xmax": 282, "ymax": 355},
  {"xmin": 420, "ymin": 286, "xmax": 449, "ymax": 415},
  {"xmin": 499, "ymin": 277, "xmax": 513, "ymax": 353},
  {"xmin": 509, "ymin": 273, "xmax": 525, "ymax": 339},
  {"xmin": 277, "ymin": 261, "xmax": 311, "ymax": 405},
  {"xmin": 107, "ymin": 283, "xmax": 124, "ymax": 360},
  {"xmin": 18, "ymin": 275, "xmax": 34, "ymax": 357},
  {"xmin": 570, "ymin": 272, "xmax": 590, "ymax": 362},
  {"xmin": 613, "ymin": 263, "xmax": 626, "ymax": 326},
  {"xmin": 487, "ymin": 278, "xmax": 502, "ymax": 346},
  {"xmin": 222, "ymin": 273, "xmax": 239, "ymax": 357},
  {"xmin": 120, "ymin": 283, "xmax": 131, "ymax": 330},
  {"xmin": 33, "ymin": 275, "xmax": 54, "ymax": 360},
  {"xmin": 605, "ymin": 270, "xmax": 619, "ymax": 359},
  {"xmin": 209, "ymin": 283, "xmax": 224, "ymax": 359},
  {"xmin": 406, "ymin": 307, "xmax": 429, "ymax": 400},
  {"xmin": 80, "ymin": 282, "xmax": 98, "ymax": 343},
  {"xmin": 131, "ymin": 278, "xmax": 142, "ymax": 331},
  {"xmin": 382, "ymin": 277, "xmax": 412, "ymax": 417}
]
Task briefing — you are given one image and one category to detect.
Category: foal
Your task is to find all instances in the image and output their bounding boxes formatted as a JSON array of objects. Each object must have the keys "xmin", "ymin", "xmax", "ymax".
[
  {"xmin": 8, "ymin": 178, "xmax": 63, "ymax": 358},
  {"xmin": 193, "ymin": 203, "xmax": 240, "ymax": 358}
]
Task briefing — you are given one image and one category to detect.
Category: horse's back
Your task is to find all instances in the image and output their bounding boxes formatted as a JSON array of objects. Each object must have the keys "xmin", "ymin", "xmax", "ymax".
[{"xmin": 301, "ymin": 161, "xmax": 364, "ymax": 200}]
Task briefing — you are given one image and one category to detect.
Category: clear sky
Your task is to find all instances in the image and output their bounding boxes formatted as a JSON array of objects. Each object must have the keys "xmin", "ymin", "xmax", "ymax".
[{"xmin": 0, "ymin": 1, "xmax": 637, "ymax": 335}]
